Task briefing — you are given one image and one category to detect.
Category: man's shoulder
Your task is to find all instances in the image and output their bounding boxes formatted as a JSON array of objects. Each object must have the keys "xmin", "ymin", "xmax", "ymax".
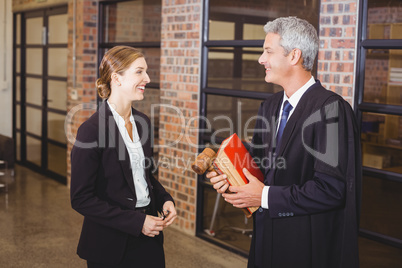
[{"xmin": 304, "ymin": 81, "xmax": 347, "ymax": 105}]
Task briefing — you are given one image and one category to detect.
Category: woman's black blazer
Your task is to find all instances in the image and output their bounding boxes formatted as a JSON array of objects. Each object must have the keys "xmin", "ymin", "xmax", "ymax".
[{"xmin": 70, "ymin": 101, "xmax": 173, "ymax": 265}]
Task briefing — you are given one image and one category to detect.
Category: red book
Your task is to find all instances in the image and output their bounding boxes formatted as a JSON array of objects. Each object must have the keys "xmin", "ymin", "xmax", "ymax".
[{"xmin": 212, "ymin": 133, "xmax": 264, "ymax": 217}]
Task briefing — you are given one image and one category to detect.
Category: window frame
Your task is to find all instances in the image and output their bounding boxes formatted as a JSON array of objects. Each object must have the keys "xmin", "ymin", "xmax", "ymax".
[{"xmin": 355, "ymin": 0, "xmax": 402, "ymax": 250}]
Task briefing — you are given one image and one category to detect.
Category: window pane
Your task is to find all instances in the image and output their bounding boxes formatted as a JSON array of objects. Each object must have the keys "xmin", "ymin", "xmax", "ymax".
[
  {"xmin": 102, "ymin": 0, "xmax": 161, "ymax": 43},
  {"xmin": 48, "ymin": 80, "xmax": 67, "ymax": 110},
  {"xmin": 48, "ymin": 143, "xmax": 66, "ymax": 176},
  {"xmin": 48, "ymin": 14, "xmax": 68, "ymax": 44},
  {"xmin": 363, "ymin": 49, "xmax": 402, "ymax": 105},
  {"xmin": 359, "ymin": 237, "xmax": 402, "ymax": 267},
  {"xmin": 243, "ymin": 23, "xmax": 266, "ymax": 40},
  {"xmin": 209, "ymin": 0, "xmax": 319, "ymax": 41},
  {"xmin": 16, "ymin": 132, "xmax": 21, "ymax": 161},
  {"xmin": 16, "ymin": 48, "xmax": 20, "ymax": 73},
  {"xmin": 202, "ymin": 186, "xmax": 252, "ymax": 252},
  {"xmin": 26, "ymin": 48, "xmax": 42, "ymax": 75},
  {"xmin": 48, "ymin": 112, "xmax": 66, "ymax": 144},
  {"xmin": 367, "ymin": 1, "xmax": 402, "ymax": 39},
  {"xmin": 209, "ymin": 21, "xmax": 234, "ymax": 40},
  {"xmin": 26, "ymin": 107, "xmax": 42, "ymax": 136},
  {"xmin": 206, "ymin": 95, "xmax": 262, "ymax": 142},
  {"xmin": 16, "ymin": 14, "xmax": 21, "ymax": 45},
  {"xmin": 27, "ymin": 136, "xmax": 41, "ymax": 166},
  {"xmin": 15, "ymin": 76, "xmax": 21, "ymax": 101},
  {"xmin": 360, "ymin": 176, "xmax": 402, "ymax": 240},
  {"xmin": 48, "ymin": 48, "xmax": 68, "ymax": 77},
  {"xmin": 361, "ymin": 112, "xmax": 402, "ymax": 174},
  {"xmin": 207, "ymin": 47, "xmax": 282, "ymax": 93},
  {"xmin": 26, "ymin": 17, "xmax": 43, "ymax": 45},
  {"xmin": 16, "ymin": 104, "xmax": 21, "ymax": 129},
  {"xmin": 26, "ymin": 77, "xmax": 42, "ymax": 106}
]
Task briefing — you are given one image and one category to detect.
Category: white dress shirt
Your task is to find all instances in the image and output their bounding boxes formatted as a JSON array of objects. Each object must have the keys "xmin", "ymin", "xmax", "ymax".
[
  {"xmin": 261, "ymin": 76, "xmax": 316, "ymax": 209},
  {"xmin": 107, "ymin": 101, "xmax": 150, "ymax": 208}
]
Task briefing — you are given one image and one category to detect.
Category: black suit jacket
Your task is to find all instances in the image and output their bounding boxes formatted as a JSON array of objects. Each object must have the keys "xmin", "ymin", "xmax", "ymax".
[
  {"xmin": 70, "ymin": 102, "xmax": 173, "ymax": 265},
  {"xmin": 248, "ymin": 81, "xmax": 361, "ymax": 268}
]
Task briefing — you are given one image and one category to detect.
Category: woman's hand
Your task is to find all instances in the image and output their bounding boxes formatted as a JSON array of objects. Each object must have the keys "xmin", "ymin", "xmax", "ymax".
[
  {"xmin": 161, "ymin": 201, "xmax": 177, "ymax": 227},
  {"xmin": 142, "ymin": 215, "xmax": 165, "ymax": 237}
]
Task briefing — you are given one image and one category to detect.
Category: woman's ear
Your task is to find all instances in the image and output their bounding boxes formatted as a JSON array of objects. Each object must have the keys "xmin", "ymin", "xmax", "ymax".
[{"xmin": 111, "ymin": 73, "xmax": 121, "ymax": 86}]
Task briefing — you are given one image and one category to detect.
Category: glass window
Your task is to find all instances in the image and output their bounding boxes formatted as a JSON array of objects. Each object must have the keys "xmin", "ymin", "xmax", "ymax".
[
  {"xmin": 15, "ymin": 76, "xmax": 21, "ymax": 102},
  {"xmin": 48, "ymin": 143, "xmax": 67, "ymax": 176},
  {"xmin": 366, "ymin": 0, "xmax": 402, "ymax": 40},
  {"xmin": 16, "ymin": 14, "xmax": 21, "ymax": 45},
  {"xmin": 206, "ymin": 95, "xmax": 262, "ymax": 142},
  {"xmin": 209, "ymin": 21, "xmax": 235, "ymax": 40},
  {"xmin": 48, "ymin": 112, "xmax": 67, "ymax": 144},
  {"xmin": 16, "ymin": 48, "xmax": 20, "ymax": 73},
  {"xmin": 26, "ymin": 78, "xmax": 42, "ymax": 106},
  {"xmin": 26, "ymin": 107, "xmax": 42, "ymax": 136},
  {"xmin": 356, "ymin": 0, "xmax": 402, "ymax": 259},
  {"xmin": 207, "ymin": 47, "xmax": 282, "ymax": 92},
  {"xmin": 363, "ymin": 48, "xmax": 402, "ymax": 106},
  {"xmin": 48, "ymin": 14, "xmax": 68, "ymax": 44},
  {"xmin": 101, "ymin": 0, "xmax": 161, "ymax": 43},
  {"xmin": 16, "ymin": 104, "xmax": 21, "ymax": 129},
  {"xmin": 48, "ymin": 48, "xmax": 68, "ymax": 77},
  {"xmin": 26, "ymin": 48, "xmax": 43, "ymax": 75},
  {"xmin": 26, "ymin": 136, "xmax": 41, "ymax": 166},
  {"xmin": 48, "ymin": 80, "xmax": 67, "ymax": 110},
  {"xmin": 26, "ymin": 17, "xmax": 43, "ymax": 45},
  {"xmin": 361, "ymin": 112, "xmax": 402, "ymax": 174},
  {"xmin": 16, "ymin": 132, "xmax": 21, "ymax": 161},
  {"xmin": 360, "ymin": 176, "xmax": 402, "ymax": 240},
  {"xmin": 199, "ymin": 0, "xmax": 321, "ymax": 254},
  {"xmin": 202, "ymin": 186, "xmax": 252, "ymax": 252}
]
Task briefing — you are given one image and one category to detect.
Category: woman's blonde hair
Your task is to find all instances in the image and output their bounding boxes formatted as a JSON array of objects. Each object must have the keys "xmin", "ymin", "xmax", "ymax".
[{"xmin": 96, "ymin": 46, "xmax": 144, "ymax": 99}]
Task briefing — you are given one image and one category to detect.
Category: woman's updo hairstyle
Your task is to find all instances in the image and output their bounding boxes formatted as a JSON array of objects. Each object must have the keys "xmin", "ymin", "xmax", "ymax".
[{"xmin": 96, "ymin": 46, "xmax": 144, "ymax": 99}]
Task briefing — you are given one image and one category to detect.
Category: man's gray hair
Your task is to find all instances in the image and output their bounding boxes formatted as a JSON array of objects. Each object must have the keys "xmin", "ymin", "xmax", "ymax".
[{"xmin": 264, "ymin": 16, "xmax": 319, "ymax": 71}]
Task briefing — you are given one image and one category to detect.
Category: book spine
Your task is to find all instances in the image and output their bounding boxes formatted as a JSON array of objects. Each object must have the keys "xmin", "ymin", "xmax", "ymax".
[{"xmin": 212, "ymin": 161, "xmax": 224, "ymax": 176}]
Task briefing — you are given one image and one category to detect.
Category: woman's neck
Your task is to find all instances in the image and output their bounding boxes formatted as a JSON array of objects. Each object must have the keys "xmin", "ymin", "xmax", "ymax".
[{"xmin": 108, "ymin": 95, "xmax": 132, "ymax": 121}]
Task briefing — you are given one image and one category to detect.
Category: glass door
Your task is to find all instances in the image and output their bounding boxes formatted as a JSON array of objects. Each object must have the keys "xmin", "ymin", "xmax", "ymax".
[{"xmin": 14, "ymin": 6, "xmax": 68, "ymax": 183}]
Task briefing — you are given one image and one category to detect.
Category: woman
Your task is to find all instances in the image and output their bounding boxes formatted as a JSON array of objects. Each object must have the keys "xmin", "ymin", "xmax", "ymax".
[{"xmin": 70, "ymin": 46, "xmax": 176, "ymax": 268}]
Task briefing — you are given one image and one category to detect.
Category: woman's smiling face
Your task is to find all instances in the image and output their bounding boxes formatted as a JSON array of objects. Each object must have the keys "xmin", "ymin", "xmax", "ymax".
[{"xmin": 117, "ymin": 57, "xmax": 150, "ymax": 101}]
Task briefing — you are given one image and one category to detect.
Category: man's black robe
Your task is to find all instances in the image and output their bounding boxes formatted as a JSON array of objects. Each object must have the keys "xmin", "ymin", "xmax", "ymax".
[{"xmin": 248, "ymin": 80, "xmax": 361, "ymax": 268}]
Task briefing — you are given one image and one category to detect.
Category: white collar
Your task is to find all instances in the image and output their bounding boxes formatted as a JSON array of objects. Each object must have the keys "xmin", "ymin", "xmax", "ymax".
[
  {"xmin": 282, "ymin": 76, "xmax": 315, "ymax": 109},
  {"xmin": 107, "ymin": 100, "xmax": 134, "ymax": 127}
]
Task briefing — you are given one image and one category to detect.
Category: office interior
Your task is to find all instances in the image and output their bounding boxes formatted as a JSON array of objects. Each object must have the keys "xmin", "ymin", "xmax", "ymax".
[{"xmin": 0, "ymin": 0, "xmax": 401, "ymax": 267}]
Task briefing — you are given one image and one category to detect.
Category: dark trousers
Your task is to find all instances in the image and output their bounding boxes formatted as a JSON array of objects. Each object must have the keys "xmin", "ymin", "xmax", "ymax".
[{"xmin": 87, "ymin": 233, "xmax": 165, "ymax": 268}]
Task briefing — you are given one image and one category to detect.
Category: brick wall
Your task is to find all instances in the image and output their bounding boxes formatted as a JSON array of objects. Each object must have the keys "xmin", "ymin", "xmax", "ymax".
[
  {"xmin": 159, "ymin": 0, "xmax": 203, "ymax": 235},
  {"xmin": 317, "ymin": 0, "xmax": 358, "ymax": 105},
  {"xmin": 66, "ymin": 0, "xmax": 98, "ymax": 187}
]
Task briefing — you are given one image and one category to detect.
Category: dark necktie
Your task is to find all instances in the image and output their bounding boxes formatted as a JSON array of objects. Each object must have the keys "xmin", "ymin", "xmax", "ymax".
[{"xmin": 276, "ymin": 100, "xmax": 293, "ymax": 148}]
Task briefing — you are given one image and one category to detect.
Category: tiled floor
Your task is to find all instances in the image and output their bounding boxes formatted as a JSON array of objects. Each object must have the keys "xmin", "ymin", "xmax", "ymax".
[{"xmin": 0, "ymin": 165, "xmax": 247, "ymax": 268}]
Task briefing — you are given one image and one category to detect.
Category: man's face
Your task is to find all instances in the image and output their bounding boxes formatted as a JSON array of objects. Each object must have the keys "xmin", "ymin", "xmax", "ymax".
[{"xmin": 258, "ymin": 33, "xmax": 293, "ymax": 87}]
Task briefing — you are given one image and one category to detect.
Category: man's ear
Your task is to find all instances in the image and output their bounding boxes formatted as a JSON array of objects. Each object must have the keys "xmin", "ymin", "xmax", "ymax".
[{"xmin": 290, "ymin": 48, "xmax": 302, "ymax": 66}]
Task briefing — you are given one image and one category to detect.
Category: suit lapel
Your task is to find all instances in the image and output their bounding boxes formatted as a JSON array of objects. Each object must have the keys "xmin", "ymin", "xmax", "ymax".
[
  {"xmin": 102, "ymin": 102, "xmax": 136, "ymax": 194},
  {"xmin": 275, "ymin": 82, "xmax": 318, "ymax": 157},
  {"xmin": 132, "ymin": 108, "xmax": 153, "ymax": 188},
  {"xmin": 264, "ymin": 94, "xmax": 282, "ymax": 177}
]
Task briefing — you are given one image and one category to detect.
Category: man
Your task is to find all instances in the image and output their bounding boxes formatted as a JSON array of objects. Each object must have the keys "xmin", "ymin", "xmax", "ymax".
[{"xmin": 207, "ymin": 17, "xmax": 361, "ymax": 268}]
